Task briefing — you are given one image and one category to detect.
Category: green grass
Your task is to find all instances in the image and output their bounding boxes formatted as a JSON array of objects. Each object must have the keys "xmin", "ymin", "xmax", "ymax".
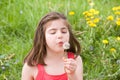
[{"xmin": 0, "ymin": 0, "xmax": 120, "ymax": 80}]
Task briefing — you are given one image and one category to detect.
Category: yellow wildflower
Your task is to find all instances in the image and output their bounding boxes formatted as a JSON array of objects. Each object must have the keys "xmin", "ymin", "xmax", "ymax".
[
  {"xmin": 93, "ymin": 18, "xmax": 100, "ymax": 23},
  {"xmin": 107, "ymin": 16, "xmax": 114, "ymax": 21},
  {"xmin": 110, "ymin": 48, "xmax": 116, "ymax": 52},
  {"xmin": 90, "ymin": 16, "xmax": 94, "ymax": 19},
  {"xmin": 114, "ymin": 11, "xmax": 120, "ymax": 15},
  {"xmin": 83, "ymin": 11, "xmax": 89, "ymax": 15},
  {"xmin": 112, "ymin": 7, "xmax": 118, "ymax": 11},
  {"xmin": 86, "ymin": 18, "xmax": 90, "ymax": 21},
  {"xmin": 102, "ymin": 40, "xmax": 109, "ymax": 44},
  {"xmin": 94, "ymin": 11, "xmax": 99, "ymax": 15},
  {"xmin": 86, "ymin": 13, "xmax": 93, "ymax": 17},
  {"xmin": 117, "ymin": 18, "xmax": 120, "ymax": 21},
  {"xmin": 88, "ymin": 22, "xmax": 96, "ymax": 27},
  {"xmin": 69, "ymin": 11, "xmax": 75, "ymax": 16},
  {"xmin": 116, "ymin": 21, "xmax": 120, "ymax": 26},
  {"xmin": 89, "ymin": 9, "xmax": 96, "ymax": 13},
  {"xmin": 87, "ymin": 21, "xmax": 92, "ymax": 24},
  {"xmin": 112, "ymin": 6, "xmax": 120, "ymax": 11},
  {"xmin": 116, "ymin": 37, "xmax": 120, "ymax": 41}
]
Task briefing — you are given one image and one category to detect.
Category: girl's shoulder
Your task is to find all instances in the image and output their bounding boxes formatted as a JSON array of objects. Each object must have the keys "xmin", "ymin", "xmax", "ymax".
[{"xmin": 22, "ymin": 62, "xmax": 38, "ymax": 80}]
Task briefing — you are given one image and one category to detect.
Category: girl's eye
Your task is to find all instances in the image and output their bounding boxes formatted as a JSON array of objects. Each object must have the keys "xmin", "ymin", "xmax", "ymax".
[
  {"xmin": 50, "ymin": 30, "xmax": 56, "ymax": 34},
  {"xmin": 62, "ymin": 29, "xmax": 67, "ymax": 33},
  {"xmin": 62, "ymin": 31, "xmax": 67, "ymax": 33}
]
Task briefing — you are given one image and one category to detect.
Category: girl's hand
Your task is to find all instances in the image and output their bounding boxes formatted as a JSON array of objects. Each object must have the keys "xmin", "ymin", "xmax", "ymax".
[{"xmin": 63, "ymin": 58, "xmax": 77, "ymax": 74}]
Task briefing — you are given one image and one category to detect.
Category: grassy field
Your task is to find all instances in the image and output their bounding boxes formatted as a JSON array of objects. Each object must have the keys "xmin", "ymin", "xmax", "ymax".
[{"xmin": 0, "ymin": 0, "xmax": 120, "ymax": 80}]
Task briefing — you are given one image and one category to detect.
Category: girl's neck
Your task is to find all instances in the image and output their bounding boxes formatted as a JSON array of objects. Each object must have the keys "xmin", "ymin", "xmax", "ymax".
[{"xmin": 45, "ymin": 50, "xmax": 65, "ymax": 60}]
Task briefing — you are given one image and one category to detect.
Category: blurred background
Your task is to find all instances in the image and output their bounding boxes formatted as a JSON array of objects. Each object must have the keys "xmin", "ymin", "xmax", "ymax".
[{"xmin": 0, "ymin": 0, "xmax": 120, "ymax": 80}]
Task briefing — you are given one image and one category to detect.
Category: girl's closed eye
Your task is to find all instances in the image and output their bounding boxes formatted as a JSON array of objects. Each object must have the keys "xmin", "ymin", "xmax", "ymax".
[
  {"xmin": 50, "ymin": 30, "xmax": 56, "ymax": 34},
  {"xmin": 62, "ymin": 28, "xmax": 68, "ymax": 34}
]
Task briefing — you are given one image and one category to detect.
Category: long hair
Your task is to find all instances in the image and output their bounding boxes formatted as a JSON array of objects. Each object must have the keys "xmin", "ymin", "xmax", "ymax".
[{"xmin": 24, "ymin": 12, "xmax": 81, "ymax": 66}]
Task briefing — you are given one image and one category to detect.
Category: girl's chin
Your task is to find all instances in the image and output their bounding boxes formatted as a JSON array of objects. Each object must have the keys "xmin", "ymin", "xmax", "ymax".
[{"xmin": 54, "ymin": 49, "xmax": 64, "ymax": 53}]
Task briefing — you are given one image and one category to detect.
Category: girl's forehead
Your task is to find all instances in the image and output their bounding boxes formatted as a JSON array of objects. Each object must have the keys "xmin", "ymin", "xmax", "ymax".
[{"xmin": 44, "ymin": 19, "xmax": 68, "ymax": 29}]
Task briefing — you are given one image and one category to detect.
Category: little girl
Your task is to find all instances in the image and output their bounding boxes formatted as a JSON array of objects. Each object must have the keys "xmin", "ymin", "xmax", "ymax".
[{"xmin": 22, "ymin": 12, "xmax": 83, "ymax": 80}]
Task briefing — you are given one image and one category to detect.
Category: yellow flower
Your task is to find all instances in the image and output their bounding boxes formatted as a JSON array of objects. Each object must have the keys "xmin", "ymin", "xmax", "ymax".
[
  {"xmin": 112, "ymin": 6, "xmax": 120, "ymax": 11},
  {"xmin": 116, "ymin": 21, "xmax": 120, "ymax": 26},
  {"xmin": 93, "ymin": 18, "xmax": 100, "ymax": 23},
  {"xmin": 94, "ymin": 11, "xmax": 99, "ymax": 15},
  {"xmin": 102, "ymin": 40, "xmax": 109, "ymax": 44},
  {"xmin": 114, "ymin": 11, "xmax": 120, "ymax": 15},
  {"xmin": 107, "ymin": 16, "xmax": 114, "ymax": 21},
  {"xmin": 86, "ymin": 13, "xmax": 93, "ymax": 17},
  {"xmin": 89, "ymin": 9, "xmax": 96, "ymax": 13},
  {"xmin": 83, "ymin": 11, "xmax": 89, "ymax": 15},
  {"xmin": 116, "ymin": 37, "xmax": 120, "ymax": 41},
  {"xmin": 88, "ymin": 22, "xmax": 96, "ymax": 27},
  {"xmin": 117, "ymin": 18, "xmax": 120, "ymax": 21},
  {"xmin": 110, "ymin": 48, "xmax": 116, "ymax": 52},
  {"xmin": 112, "ymin": 7, "xmax": 118, "ymax": 11},
  {"xmin": 69, "ymin": 11, "xmax": 75, "ymax": 16},
  {"xmin": 86, "ymin": 18, "xmax": 90, "ymax": 21}
]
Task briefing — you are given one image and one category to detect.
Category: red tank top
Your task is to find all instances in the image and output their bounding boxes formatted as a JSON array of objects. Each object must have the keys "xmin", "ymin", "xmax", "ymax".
[{"xmin": 36, "ymin": 52, "xmax": 74, "ymax": 80}]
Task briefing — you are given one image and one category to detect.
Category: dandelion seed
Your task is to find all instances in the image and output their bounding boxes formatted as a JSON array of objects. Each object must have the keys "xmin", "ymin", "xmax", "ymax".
[
  {"xmin": 102, "ymin": 40, "xmax": 109, "ymax": 44},
  {"xmin": 116, "ymin": 59, "xmax": 120, "ymax": 64},
  {"xmin": 1, "ymin": 65, "xmax": 6, "ymax": 70},
  {"xmin": 63, "ymin": 42, "xmax": 70, "ymax": 50},
  {"xmin": 89, "ymin": 45, "xmax": 94, "ymax": 51},
  {"xmin": 20, "ymin": 10, "xmax": 23, "ymax": 14}
]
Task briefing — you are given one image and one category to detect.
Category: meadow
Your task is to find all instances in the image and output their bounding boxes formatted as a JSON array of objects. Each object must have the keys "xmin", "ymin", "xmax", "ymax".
[{"xmin": 0, "ymin": 0, "xmax": 120, "ymax": 80}]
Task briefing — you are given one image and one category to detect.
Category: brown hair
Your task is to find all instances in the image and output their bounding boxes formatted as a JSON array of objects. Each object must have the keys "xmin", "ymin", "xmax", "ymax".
[{"xmin": 24, "ymin": 12, "xmax": 81, "ymax": 66}]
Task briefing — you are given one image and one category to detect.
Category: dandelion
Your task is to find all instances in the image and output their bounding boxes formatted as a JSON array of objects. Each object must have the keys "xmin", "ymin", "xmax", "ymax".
[
  {"xmin": 88, "ymin": 0, "xmax": 94, "ymax": 7},
  {"xmin": 116, "ymin": 37, "xmax": 120, "ymax": 41},
  {"xmin": 107, "ymin": 16, "xmax": 114, "ymax": 21},
  {"xmin": 83, "ymin": 8, "xmax": 100, "ymax": 28},
  {"xmin": 110, "ymin": 48, "xmax": 116, "ymax": 52},
  {"xmin": 114, "ymin": 11, "xmax": 120, "ymax": 15},
  {"xmin": 102, "ymin": 40, "xmax": 109, "ymax": 44},
  {"xmin": 86, "ymin": 18, "xmax": 90, "ymax": 21},
  {"xmin": 94, "ymin": 11, "xmax": 99, "ymax": 15},
  {"xmin": 20, "ymin": 10, "xmax": 23, "ymax": 14},
  {"xmin": 88, "ymin": 22, "xmax": 96, "ymax": 27},
  {"xmin": 117, "ymin": 18, "xmax": 120, "ymax": 20},
  {"xmin": 69, "ymin": 11, "xmax": 75, "ymax": 16},
  {"xmin": 93, "ymin": 18, "xmax": 100, "ymax": 23},
  {"xmin": 112, "ymin": 6, "xmax": 120, "ymax": 11},
  {"xmin": 116, "ymin": 59, "xmax": 120, "ymax": 64},
  {"xmin": 89, "ymin": 9, "xmax": 96, "ymax": 13},
  {"xmin": 83, "ymin": 11, "xmax": 89, "ymax": 15},
  {"xmin": 116, "ymin": 21, "xmax": 120, "ymax": 26}
]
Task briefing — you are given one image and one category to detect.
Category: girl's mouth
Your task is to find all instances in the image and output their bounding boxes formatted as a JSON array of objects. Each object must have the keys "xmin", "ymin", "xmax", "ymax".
[{"xmin": 58, "ymin": 42, "xmax": 64, "ymax": 46}]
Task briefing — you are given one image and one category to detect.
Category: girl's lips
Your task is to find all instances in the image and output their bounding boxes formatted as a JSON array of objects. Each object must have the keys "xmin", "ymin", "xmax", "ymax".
[{"xmin": 58, "ymin": 42, "xmax": 64, "ymax": 46}]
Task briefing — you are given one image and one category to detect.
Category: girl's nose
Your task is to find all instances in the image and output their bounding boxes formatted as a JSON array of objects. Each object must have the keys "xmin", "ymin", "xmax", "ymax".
[{"xmin": 57, "ymin": 31, "xmax": 63, "ymax": 39}]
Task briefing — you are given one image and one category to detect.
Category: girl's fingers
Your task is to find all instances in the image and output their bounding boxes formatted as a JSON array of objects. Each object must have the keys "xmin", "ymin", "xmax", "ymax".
[{"xmin": 63, "ymin": 58, "xmax": 77, "ymax": 74}]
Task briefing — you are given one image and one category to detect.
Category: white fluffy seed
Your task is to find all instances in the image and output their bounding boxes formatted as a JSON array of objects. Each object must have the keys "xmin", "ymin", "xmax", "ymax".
[{"xmin": 63, "ymin": 42, "xmax": 70, "ymax": 50}]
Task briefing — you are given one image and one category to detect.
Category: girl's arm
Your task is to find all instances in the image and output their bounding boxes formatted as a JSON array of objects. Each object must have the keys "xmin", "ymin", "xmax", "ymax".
[
  {"xmin": 64, "ymin": 56, "xmax": 83, "ymax": 80},
  {"xmin": 21, "ymin": 63, "xmax": 36, "ymax": 80}
]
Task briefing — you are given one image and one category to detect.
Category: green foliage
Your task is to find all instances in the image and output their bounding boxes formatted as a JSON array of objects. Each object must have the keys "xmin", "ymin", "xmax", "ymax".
[{"xmin": 0, "ymin": 0, "xmax": 120, "ymax": 80}]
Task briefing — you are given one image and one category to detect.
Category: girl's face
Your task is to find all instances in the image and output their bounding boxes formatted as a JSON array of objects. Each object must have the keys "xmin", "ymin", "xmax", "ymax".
[{"xmin": 45, "ymin": 19, "xmax": 70, "ymax": 53}]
